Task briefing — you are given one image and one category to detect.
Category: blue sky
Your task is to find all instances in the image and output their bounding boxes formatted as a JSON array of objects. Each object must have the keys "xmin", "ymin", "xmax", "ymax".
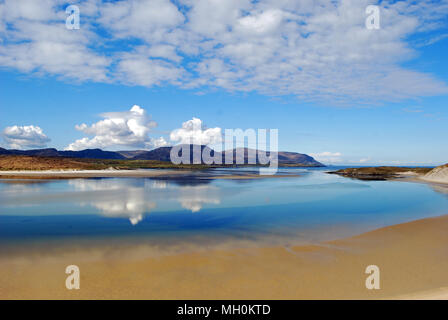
[{"xmin": 0, "ymin": 0, "xmax": 447, "ymax": 165}]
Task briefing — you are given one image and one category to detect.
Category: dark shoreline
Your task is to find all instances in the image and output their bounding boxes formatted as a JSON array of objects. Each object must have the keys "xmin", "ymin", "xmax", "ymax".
[
  {"xmin": 0, "ymin": 154, "xmax": 325, "ymax": 172},
  {"xmin": 327, "ymin": 166, "xmax": 433, "ymax": 181}
]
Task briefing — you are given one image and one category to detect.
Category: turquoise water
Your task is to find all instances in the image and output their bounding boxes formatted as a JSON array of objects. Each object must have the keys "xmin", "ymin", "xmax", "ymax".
[{"xmin": 0, "ymin": 167, "xmax": 447, "ymax": 247}]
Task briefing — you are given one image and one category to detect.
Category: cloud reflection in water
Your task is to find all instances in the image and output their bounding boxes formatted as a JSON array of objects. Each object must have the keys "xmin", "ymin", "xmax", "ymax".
[{"xmin": 67, "ymin": 178, "xmax": 221, "ymax": 225}]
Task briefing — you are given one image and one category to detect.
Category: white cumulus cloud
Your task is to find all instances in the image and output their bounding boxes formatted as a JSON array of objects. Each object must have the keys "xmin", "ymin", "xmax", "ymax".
[
  {"xmin": 152, "ymin": 136, "xmax": 169, "ymax": 148},
  {"xmin": 170, "ymin": 117, "xmax": 222, "ymax": 145},
  {"xmin": 2, "ymin": 125, "xmax": 51, "ymax": 149},
  {"xmin": 65, "ymin": 105, "xmax": 166, "ymax": 150},
  {"xmin": 310, "ymin": 151, "xmax": 343, "ymax": 164},
  {"xmin": 312, "ymin": 152, "xmax": 342, "ymax": 157}
]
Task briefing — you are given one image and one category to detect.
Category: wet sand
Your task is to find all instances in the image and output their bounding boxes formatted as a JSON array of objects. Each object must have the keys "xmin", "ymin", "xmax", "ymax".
[{"xmin": 1, "ymin": 214, "xmax": 447, "ymax": 299}]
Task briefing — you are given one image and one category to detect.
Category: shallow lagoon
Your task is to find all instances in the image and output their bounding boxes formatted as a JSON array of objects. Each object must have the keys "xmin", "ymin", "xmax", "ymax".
[{"xmin": 1, "ymin": 167, "xmax": 447, "ymax": 249}]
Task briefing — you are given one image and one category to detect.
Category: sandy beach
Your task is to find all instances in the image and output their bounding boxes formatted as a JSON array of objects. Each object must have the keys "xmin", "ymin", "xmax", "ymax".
[
  {"xmin": 407, "ymin": 164, "xmax": 448, "ymax": 185},
  {"xmin": 1, "ymin": 213, "xmax": 447, "ymax": 300},
  {"xmin": 419, "ymin": 165, "xmax": 448, "ymax": 185}
]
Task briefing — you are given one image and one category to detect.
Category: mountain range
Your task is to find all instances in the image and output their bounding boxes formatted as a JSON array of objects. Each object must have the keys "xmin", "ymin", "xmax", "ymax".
[{"xmin": 0, "ymin": 146, "xmax": 324, "ymax": 167}]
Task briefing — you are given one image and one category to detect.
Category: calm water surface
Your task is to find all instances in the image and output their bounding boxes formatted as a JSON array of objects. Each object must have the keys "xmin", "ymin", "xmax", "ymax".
[{"xmin": 1, "ymin": 167, "xmax": 447, "ymax": 248}]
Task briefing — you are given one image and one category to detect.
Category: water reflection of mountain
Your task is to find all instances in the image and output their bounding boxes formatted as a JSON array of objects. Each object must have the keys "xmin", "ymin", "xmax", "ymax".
[
  {"xmin": 68, "ymin": 178, "xmax": 222, "ymax": 225},
  {"xmin": 151, "ymin": 176, "xmax": 213, "ymax": 186},
  {"xmin": 0, "ymin": 180, "xmax": 52, "ymax": 185}
]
